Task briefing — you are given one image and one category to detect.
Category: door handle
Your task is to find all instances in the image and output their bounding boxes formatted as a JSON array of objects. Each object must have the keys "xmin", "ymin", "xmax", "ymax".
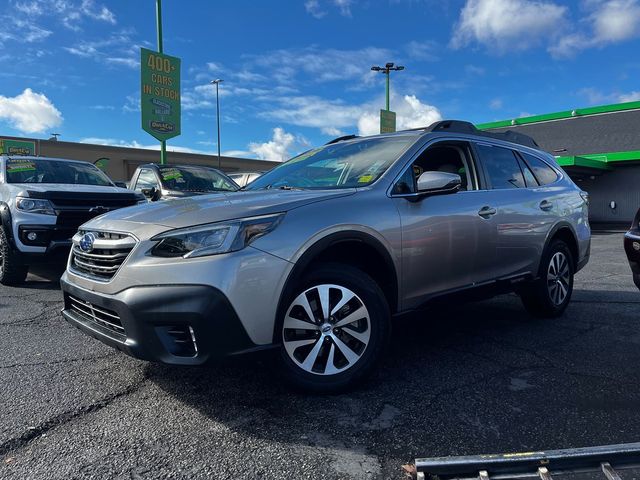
[
  {"xmin": 478, "ymin": 206, "xmax": 497, "ymax": 218},
  {"xmin": 539, "ymin": 200, "xmax": 553, "ymax": 211}
]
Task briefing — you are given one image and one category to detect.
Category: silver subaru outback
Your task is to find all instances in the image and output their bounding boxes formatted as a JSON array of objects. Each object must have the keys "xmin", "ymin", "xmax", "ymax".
[{"xmin": 60, "ymin": 120, "xmax": 590, "ymax": 392}]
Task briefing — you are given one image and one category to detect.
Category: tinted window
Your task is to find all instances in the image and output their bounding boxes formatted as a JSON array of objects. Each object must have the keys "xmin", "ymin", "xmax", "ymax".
[
  {"xmin": 520, "ymin": 153, "xmax": 559, "ymax": 185},
  {"xmin": 517, "ymin": 155, "xmax": 538, "ymax": 187},
  {"xmin": 476, "ymin": 144, "xmax": 525, "ymax": 189},
  {"xmin": 157, "ymin": 166, "xmax": 237, "ymax": 192},
  {"xmin": 5, "ymin": 158, "xmax": 113, "ymax": 186},
  {"xmin": 135, "ymin": 169, "xmax": 159, "ymax": 191}
]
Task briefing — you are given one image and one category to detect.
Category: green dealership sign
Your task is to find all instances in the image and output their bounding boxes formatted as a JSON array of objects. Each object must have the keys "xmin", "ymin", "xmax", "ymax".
[
  {"xmin": 0, "ymin": 138, "xmax": 36, "ymax": 156},
  {"xmin": 140, "ymin": 47, "xmax": 181, "ymax": 142},
  {"xmin": 380, "ymin": 109, "xmax": 396, "ymax": 134}
]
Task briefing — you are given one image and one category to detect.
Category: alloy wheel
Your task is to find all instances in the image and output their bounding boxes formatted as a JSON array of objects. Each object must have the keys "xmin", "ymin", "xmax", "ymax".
[
  {"xmin": 547, "ymin": 251, "xmax": 570, "ymax": 306},
  {"xmin": 282, "ymin": 284, "xmax": 371, "ymax": 375}
]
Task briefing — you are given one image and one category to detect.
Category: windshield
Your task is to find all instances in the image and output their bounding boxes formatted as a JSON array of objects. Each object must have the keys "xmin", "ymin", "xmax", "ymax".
[
  {"xmin": 246, "ymin": 136, "xmax": 417, "ymax": 190},
  {"xmin": 158, "ymin": 166, "xmax": 238, "ymax": 193},
  {"xmin": 5, "ymin": 158, "xmax": 114, "ymax": 186}
]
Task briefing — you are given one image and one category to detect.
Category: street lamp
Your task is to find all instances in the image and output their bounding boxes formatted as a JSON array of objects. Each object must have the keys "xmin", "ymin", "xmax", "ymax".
[
  {"xmin": 210, "ymin": 79, "xmax": 224, "ymax": 169},
  {"xmin": 371, "ymin": 62, "xmax": 405, "ymax": 111}
]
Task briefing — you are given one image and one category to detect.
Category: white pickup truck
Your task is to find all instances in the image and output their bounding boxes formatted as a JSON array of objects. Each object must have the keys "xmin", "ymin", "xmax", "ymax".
[{"xmin": 0, "ymin": 155, "xmax": 145, "ymax": 285}]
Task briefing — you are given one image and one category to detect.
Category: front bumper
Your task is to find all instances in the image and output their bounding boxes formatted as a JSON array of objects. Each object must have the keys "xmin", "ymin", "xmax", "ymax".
[
  {"xmin": 624, "ymin": 231, "xmax": 640, "ymax": 289},
  {"xmin": 60, "ymin": 278, "xmax": 259, "ymax": 365}
]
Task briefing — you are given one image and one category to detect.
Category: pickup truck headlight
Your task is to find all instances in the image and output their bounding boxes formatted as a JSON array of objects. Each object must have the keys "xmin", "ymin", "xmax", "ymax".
[
  {"xmin": 15, "ymin": 197, "xmax": 56, "ymax": 216},
  {"xmin": 150, "ymin": 213, "xmax": 284, "ymax": 258}
]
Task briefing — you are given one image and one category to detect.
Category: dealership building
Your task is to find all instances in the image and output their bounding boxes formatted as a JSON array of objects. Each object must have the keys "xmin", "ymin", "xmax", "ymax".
[
  {"xmin": 0, "ymin": 135, "xmax": 278, "ymax": 183},
  {"xmin": 479, "ymin": 101, "xmax": 640, "ymax": 225}
]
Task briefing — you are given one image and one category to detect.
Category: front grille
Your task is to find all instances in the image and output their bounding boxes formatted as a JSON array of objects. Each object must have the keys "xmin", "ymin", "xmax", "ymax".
[
  {"xmin": 70, "ymin": 230, "xmax": 137, "ymax": 281},
  {"xmin": 67, "ymin": 294, "xmax": 125, "ymax": 336}
]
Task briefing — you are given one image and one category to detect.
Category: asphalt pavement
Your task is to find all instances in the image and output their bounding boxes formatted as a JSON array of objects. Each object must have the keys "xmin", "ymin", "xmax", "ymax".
[{"xmin": 1, "ymin": 232, "xmax": 639, "ymax": 480}]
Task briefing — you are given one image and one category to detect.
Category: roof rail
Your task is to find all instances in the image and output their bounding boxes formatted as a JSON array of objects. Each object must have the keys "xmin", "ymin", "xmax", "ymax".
[
  {"xmin": 325, "ymin": 134, "xmax": 358, "ymax": 145},
  {"xmin": 414, "ymin": 119, "xmax": 540, "ymax": 149}
]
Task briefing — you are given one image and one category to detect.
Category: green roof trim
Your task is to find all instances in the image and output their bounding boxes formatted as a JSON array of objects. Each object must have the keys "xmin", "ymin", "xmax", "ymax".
[
  {"xmin": 556, "ymin": 149, "xmax": 640, "ymax": 170},
  {"xmin": 476, "ymin": 100, "xmax": 640, "ymax": 130}
]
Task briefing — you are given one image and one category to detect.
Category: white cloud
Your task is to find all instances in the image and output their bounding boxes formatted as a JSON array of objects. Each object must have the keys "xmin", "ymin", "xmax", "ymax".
[
  {"xmin": 249, "ymin": 128, "xmax": 297, "ymax": 162},
  {"xmin": 305, "ymin": 0, "xmax": 354, "ymax": 18},
  {"xmin": 619, "ymin": 91, "xmax": 640, "ymax": 102},
  {"xmin": 489, "ymin": 98, "xmax": 503, "ymax": 110},
  {"xmin": 578, "ymin": 87, "xmax": 640, "ymax": 105},
  {"xmin": 451, "ymin": 0, "xmax": 567, "ymax": 51},
  {"xmin": 356, "ymin": 95, "xmax": 442, "ymax": 136},
  {"xmin": 80, "ymin": 0, "xmax": 116, "ymax": 24},
  {"xmin": 261, "ymin": 93, "xmax": 442, "ymax": 137},
  {"xmin": 305, "ymin": 0, "xmax": 327, "ymax": 18},
  {"xmin": 551, "ymin": 0, "xmax": 640, "ymax": 57},
  {"xmin": 405, "ymin": 40, "xmax": 439, "ymax": 61},
  {"xmin": 79, "ymin": 137, "xmax": 215, "ymax": 155},
  {"xmin": 105, "ymin": 57, "xmax": 139, "ymax": 68},
  {"xmin": 0, "ymin": 88, "xmax": 63, "ymax": 134},
  {"xmin": 247, "ymin": 45, "xmax": 393, "ymax": 84}
]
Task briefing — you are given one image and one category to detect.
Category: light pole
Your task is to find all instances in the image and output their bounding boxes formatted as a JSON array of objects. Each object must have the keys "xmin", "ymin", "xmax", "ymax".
[
  {"xmin": 210, "ymin": 79, "xmax": 223, "ymax": 169},
  {"xmin": 371, "ymin": 62, "xmax": 404, "ymax": 111}
]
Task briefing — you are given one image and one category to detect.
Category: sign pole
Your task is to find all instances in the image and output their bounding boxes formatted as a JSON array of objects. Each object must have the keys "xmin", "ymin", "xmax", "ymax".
[
  {"xmin": 156, "ymin": 0, "xmax": 166, "ymax": 165},
  {"xmin": 385, "ymin": 71, "xmax": 390, "ymax": 112}
]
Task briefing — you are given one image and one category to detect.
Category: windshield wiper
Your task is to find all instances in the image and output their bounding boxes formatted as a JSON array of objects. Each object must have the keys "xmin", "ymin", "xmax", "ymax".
[{"xmin": 264, "ymin": 184, "xmax": 305, "ymax": 190}]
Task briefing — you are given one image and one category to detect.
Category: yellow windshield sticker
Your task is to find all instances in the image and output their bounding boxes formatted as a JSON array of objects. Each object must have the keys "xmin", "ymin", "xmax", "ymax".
[
  {"xmin": 160, "ymin": 168, "xmax": 183, "ymax": 181},
  {"xmin": 358, "ymin": 174, "xmax": 373, "ymax": 183},
  {"xmin": 288, "ymin": 148, "xmax": 322, "ymax": 164},
  {"xmin": 7, "ymin": 160, "xmax": 36, "ymax": 173}
]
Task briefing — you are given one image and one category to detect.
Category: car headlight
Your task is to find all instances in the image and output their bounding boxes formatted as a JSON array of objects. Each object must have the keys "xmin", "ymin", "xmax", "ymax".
[
  {"xmin": 150, "ymin": 213, "xmax": 284, "ymax": 258},
  {"xmin": 15, "ymin": 197, "xmax": 56, "ymax": 215}
]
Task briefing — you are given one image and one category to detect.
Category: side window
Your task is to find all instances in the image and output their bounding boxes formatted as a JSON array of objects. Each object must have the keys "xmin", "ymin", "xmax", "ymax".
[
  {"xmin": 476, "ymin": 144, "xmax": 526, "ymax": 189},
  {"xmin": 134, "ymin": 169, "xmax": 159, "ymax": 191},
  {"xmin": 520, "ymin": 152, "xmax": 559, "ymax": 185},
  {"xmin": 392, "ymin": 142, "xmax": 477, "ymax": 194},
  {"xmin": 516, "ymin": 154, "xmax": 539, "ymax": 187}
]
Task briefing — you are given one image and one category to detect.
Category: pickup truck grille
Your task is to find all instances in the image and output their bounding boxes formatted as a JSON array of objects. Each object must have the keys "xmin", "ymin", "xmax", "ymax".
[
  {"xmin": 70, "ymin": 230, "xmax": 137, "ymax": 281},
  {"xmin": 66, "ymin": 294, "xmax": 125, "ymax": 336}
]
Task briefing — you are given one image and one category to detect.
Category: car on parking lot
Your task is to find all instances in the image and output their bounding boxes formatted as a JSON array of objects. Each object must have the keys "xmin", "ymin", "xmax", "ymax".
[
  {"xmin": 624, "ymin": 207, "xmax": 640, "ymax": 290},
  {"xmin": 60, "ymin": 120, "xmax": 590, "ymax": 392},
  {"xmin": 228, "ymin": 171, "xmax": 264, "ymax": 188},
  {"xmin": 129, "ymin": 163, "xmax": 239, "ymax": 201},
  {"xmin": 0, "ymin": 155, "xmax": 145, "ymax": 285}
]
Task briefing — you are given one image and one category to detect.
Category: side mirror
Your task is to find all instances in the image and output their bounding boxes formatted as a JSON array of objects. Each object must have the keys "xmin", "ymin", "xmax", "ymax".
[
  {"xmin": 113, "ymin": 181, "xmax": 128, "ymax": 189},
  {"xmin": 141, "ymin": 187, "xmax": 160, "ymax": 201},
  {"xmin": 416, "ymin": 171, "xmax": 461, "ymax": 194}
]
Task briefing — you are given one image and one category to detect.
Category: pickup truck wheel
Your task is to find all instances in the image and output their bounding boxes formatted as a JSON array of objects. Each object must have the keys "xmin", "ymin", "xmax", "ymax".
[
  {"xmin": 520, "ymin": 239, "xmax": 574, "ymax": 318},
  {"xmin": 0, "ymin": 227, "xmax": 28, "ymax": 286},
  {"xmin": 279, "ymin": 263, "xmax": 390, "ymax": 393}
]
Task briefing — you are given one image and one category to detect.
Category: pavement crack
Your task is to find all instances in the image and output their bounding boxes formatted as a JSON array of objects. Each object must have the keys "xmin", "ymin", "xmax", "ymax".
[
  {"xmin": 0, "ymin": 352, "xmax": 117, "ymax": 370},
  {"xmin": 0, "ymin": 378, "xmax": 146, "ymax": 458}
]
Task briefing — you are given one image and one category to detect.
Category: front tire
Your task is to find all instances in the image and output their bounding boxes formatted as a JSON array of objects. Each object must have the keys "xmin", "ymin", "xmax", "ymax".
[
  {"xmin": 520, "ymin": 239, "xmax": 574, "ymax": 318},
  {"xmin": 0, "ymin": 227, "xmax": 28, "ymax": 286},
  {"xmin": 278, "ymin": 263, "xmax": 390, "ymax": 393}
]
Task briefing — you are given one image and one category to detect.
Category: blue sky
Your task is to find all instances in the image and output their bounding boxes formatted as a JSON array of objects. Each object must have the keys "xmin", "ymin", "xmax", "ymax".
[{"xmin": 1, "ymin": 0, "xmax": 640, "ymax": 161}]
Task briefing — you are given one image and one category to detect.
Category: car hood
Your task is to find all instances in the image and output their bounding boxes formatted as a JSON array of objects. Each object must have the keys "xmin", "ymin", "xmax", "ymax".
[
  {"xmin": 15, "ymin": 183, "xmax": 129, "ymax": 195},
  {"xmin": 84, "ymin": 188, "xmax": 356, "ymax": 229}
]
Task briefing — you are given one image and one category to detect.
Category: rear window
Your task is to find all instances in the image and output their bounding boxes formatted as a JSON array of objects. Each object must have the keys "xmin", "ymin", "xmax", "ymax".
[{"xmin": 520, "ymin": 152, "xmax": 559, "ymax": 185}]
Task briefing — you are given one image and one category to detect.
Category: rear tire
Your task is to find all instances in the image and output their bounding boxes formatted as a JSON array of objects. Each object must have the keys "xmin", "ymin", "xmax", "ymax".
[
  {"xmin": 278, "ymin": 263, "xmax": 390, "ymax": 393},
  {"xmin": 0, "ymin": 227, "xmax": 28, "ymax": 286},
  {"xmin": 520, "ymin": 239, "xmax": 574, "ymax": 318}
]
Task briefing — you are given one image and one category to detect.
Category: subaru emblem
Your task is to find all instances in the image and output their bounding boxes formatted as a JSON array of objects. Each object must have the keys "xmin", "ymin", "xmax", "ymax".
[{"xmin": 79, "ymin": 232, "xmax": 96, "ymax": 253}]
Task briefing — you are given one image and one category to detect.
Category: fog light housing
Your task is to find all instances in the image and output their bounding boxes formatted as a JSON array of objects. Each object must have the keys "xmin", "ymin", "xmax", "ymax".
[{"xmin": 27, "ymin": 232, "xmax": 38, "ymax": 241}]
